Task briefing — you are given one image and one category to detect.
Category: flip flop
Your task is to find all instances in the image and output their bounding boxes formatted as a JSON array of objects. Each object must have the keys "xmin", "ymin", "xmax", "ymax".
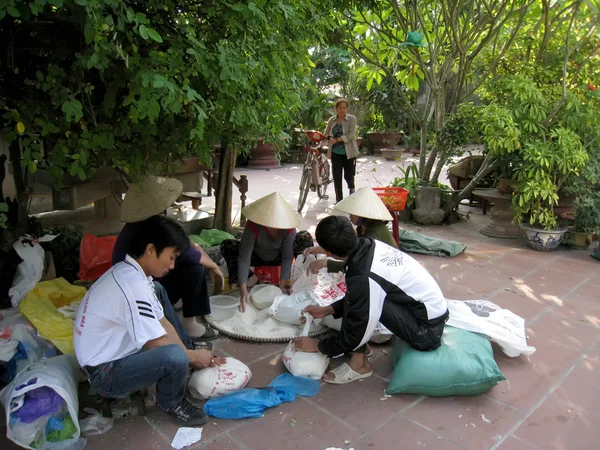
[
  {"xmin": 193, "ymin": 326, "xmax": 220, "ymax": 341},
  {"xmin": 323, "ymin": 363, "xmax": 373, "ymax": 385}
]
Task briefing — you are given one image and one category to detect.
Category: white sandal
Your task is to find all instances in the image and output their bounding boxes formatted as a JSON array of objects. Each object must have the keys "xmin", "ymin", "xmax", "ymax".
[{"xmin": 323, "ymin": 363, "xmax": 373, "ymax": 385}]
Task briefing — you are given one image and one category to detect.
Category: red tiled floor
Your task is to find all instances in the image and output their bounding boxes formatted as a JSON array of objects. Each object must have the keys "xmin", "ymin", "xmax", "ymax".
[
  {"xmin": 552, "ymin": 282, "xmax": 600, "ymax": 329},
  {"xmin": 488, "ymin": 289, "xmax": 549, "ymax": 321},
  {"xmin": 230, "ymin": 396, "xmax": 361, "ymax": 450},
  {"xmin": 513, "ymin": 387, "xmax": 600, "ymax": 450},
  {"xmin": 494, "ymin": 250, "xmax": 554, "ymax": 271},
  {"xmin": 514, "ymin": 268, "xmax": 588, "ymax": 302},
  {"xmin": 144, "ymin": 407, "xmax": 245, "ymax": 447},
  {"xmin": 402, "ymin": 395, "xmax": 525, "ymax": 450},
  {"xmin": 215, "ymin": 338, "xmax": 287, "ymax": 364},
  {"xmin": 494, "ymin": 436, "xmax": 544, "ymax": 450},
  {"xmin": 246, "ymin": 352, "xmax": 288, "ymax": 388},
  {"xmin": 527, "ymin": 310, "xmax": 599, "ymax": 353},
  {"xmin": 355, "ymin": 415, "xmax": 465, "ymax": 450},
  {"xmin": 86, "ymin": 415, "xmax": 172, "ymax": 450},
  {"xmin": 307, "ymin": 372, "xmax": 414, "ymax": 433}
]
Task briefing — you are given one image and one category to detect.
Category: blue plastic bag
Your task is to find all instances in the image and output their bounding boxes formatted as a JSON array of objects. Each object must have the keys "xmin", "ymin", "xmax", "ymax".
[
  {"xmin": 268, "ymin": 374, "xmax": 320, "ymax": 397},
  {"xmin": 203, "ymin": 388, "xmax": 285, "ymax": 419}
]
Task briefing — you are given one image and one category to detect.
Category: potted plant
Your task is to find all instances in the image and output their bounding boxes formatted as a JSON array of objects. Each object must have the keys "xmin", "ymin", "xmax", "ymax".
[
  {"xmin": 513, "ymin": 128, "xmax": 589, "ymax": 251},
  {"xmin": 569, "ymin": 192, "xmax": 600, "ymax": 249}
]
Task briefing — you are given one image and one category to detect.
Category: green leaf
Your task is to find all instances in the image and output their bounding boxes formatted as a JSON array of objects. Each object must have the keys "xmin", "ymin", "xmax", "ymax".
[
  {"xmin": 147, "ymin": 28, "xmax": 163, "ymax": 43},
  {"xmin": 7, "ymin": 6, "xmax": 20, "ymax": 17},
  {"xmin": 74, "ymin": 0, "xmax": 87, "ymax": 5},
  {"xmin": 77, "ymin": 167, "xmax": 86, "ymax": 181},
  {"xmin": 0, "ymin": 203, "xmax": 8, "ymax": 212},
  {"xmin": 139, "ymin": 24, "xmax": 149, "ymax": 40},
  {"xmin": 28, "ymin": 162, "xmax": 37, "ymax": 173}
]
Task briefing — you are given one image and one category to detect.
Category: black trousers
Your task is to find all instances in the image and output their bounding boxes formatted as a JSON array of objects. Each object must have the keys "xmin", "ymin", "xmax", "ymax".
[
  {"xmin": 331, "ymin": 152, "xmax": 356, "ymax": 202},
  {"xmin": 380, "ymin": 303, "xmax": 449, "ymax": 351},
  {"xmin": 158, "ymin": 260, "xmax": 211, "ymax": 318}
]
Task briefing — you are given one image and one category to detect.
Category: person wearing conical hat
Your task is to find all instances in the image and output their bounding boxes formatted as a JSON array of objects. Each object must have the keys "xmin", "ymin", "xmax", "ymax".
[
  {"xmin": 113, "ymin": 176, "xmax": 223, "ymax": 340},
  {"xmin": 220, "ymin": 192, "xmax": 313, "ymax": 312},
  {"xmin": 304, "ymin": 187, "xmax": 398, "ymax": 275}
]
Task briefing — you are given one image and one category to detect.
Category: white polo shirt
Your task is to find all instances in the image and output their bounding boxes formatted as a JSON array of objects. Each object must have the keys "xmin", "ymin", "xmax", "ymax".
[{"xmin": 74, "ymin": 255, "xmax": 166, "ymax": 368}]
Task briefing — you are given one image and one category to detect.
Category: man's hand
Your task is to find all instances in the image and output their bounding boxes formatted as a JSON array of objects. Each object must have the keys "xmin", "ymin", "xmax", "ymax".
[
  {"xmin": 187, "ymin": 349, "xmax": 220, "ymax": 370},
  {"xmin": 303, "ymin": 246, "xmax": 326, "ymax": 257},
  {"xmin": 308, "ymin": 259, "xmax": 327, "ymax": 275},
  {"xmin": 208, "ymin": 266, "xmax": 225, "ymax": 291},
  {"xmin": 301, "ymin": 304, "xmax": 334, "ymax": 320},
  {"xmin": 239, "ymin": 284, "xmax": 249, "ymax": 312},
  {"xmin": 210, "ymin": 356, "xmax": 227, "ymax": 367},
  {"xmin": 294, "ymin": 337, "xmax": 319, "ymax": 353}
]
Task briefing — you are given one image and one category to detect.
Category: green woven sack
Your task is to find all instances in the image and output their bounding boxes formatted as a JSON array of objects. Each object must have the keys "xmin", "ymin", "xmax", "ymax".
[
  {"xmin": 387, "ymin": 326, "xmax": 505, "ymax": 396},
  {"xmin": 199, "ymin": 229, "xmax": 235, "ymax": 246}
]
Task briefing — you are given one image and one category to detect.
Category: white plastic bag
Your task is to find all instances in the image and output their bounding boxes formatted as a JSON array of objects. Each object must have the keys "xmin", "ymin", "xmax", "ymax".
[
  {"xmin": 9, "ymin": 235, "xmax": 57, "ymax": 307},
  {"xmin": 79, "ymin": 408, "xmax": 113, "ymax": 436},
  {"xmin": 282, "ymin": 314, "xmax": 329, "ymax": 379},
  {"xmin": 446, "ymin": 299, "xmax": 536, "ymax": 357},
  {"xmin": 188, "ymin": 358, "xmax": 252, "ymax": 399},
  {"xmin": 0, "ymin": 355, "xmax": 81, "ymax": 449},
  {"xmin": 266, "ymin": 292, "xmax": 316, "ymax": 325},
  {"xmin": 290, "ymin": 255, "xmax": 347, "ymax": 307}
]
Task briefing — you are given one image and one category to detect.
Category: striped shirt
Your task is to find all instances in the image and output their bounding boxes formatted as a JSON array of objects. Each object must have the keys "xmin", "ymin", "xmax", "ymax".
[{"xmin": 74, "ymin": 255, "xmax": 166, "ymax": 368}]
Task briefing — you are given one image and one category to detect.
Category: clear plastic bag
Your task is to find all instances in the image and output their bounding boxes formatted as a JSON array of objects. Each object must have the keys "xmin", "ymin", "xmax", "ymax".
[{"xmin": 79, "ymin": 408, "xmax": 113, "ymax": 436}]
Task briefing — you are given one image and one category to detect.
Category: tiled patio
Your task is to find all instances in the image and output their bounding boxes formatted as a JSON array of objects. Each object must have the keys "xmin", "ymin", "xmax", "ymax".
[{"xmin": 2, "ymin": 156, "xmax": 599, "ymax": 449}]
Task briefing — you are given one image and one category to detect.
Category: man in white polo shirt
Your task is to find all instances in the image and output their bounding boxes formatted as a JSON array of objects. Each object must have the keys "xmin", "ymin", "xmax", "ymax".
[{"xmin": 74, "ymin": 215, "xmax": 225, "ymax": 425}]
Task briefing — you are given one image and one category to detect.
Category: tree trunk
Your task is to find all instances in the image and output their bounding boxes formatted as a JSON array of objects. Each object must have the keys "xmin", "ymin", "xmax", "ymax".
[
  {"xmin": 423, "ymin": 87, "xmax": 446, "ymax": 182},
  {"xmin": 213, "ymin": 140, "xmax": 236, "ymax": 233},
  {"xmin": 418, "ymin": 123, "xmax": 428, "ymax": 177},
  {"xmin": 430, "ymin": 155, "xmax": 446, "ymax": 185},
  {"xmin": 443, "ymin": 157, "xmax": 499, "ymax": 217},
  {"xmin": 1, "ymin": 141, "xmax": 30, "ymax": 251}
]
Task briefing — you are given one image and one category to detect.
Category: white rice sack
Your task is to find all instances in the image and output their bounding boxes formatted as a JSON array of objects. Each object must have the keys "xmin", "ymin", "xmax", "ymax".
[
  {"xmin": 266, "ymin": 292, "xmax": 316, "ymax": 325},
  {"xmin": 188, "ymin": 358, "xmax": 251, "ymax": 399},
  {"xmin": 281, "ymin": 314, "xmax": 329, "ymax": 379},
  {"xmin": 282, "ymin": 340, "xmax": 329, "ymax": 380},
  {"xmin": 251, "ymin": 285, "xmax": 282, "ymax": 310}
]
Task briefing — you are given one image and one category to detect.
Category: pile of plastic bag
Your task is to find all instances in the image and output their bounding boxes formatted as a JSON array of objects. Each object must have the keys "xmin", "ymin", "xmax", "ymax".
[
  {"xmin": 18, "ymin": 278, "xmax": 86, "ymax": 355},
  {"xmin": 0, "ymin": 355, "xmax": 83, "ymax": 449},
  {"xmin": 0, "ymin": 311, "xmax": 57, "ymax": 385}
]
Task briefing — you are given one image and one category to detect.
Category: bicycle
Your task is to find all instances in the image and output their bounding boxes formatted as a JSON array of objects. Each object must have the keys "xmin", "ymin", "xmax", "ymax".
[{"xmin": 297, "ymin": 131, "xmax": 332, "ymax": 213}]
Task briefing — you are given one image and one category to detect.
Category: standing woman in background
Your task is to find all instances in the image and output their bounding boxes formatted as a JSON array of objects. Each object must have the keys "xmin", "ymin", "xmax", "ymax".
[{"xmin": 325, "ymin": 99, "xmax": 360, "ymax": 204}]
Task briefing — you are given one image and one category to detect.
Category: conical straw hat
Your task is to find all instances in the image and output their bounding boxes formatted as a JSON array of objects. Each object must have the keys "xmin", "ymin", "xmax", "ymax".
[
  {"xmin": 120, "ymin": 176, "xmax": 183, "ymax": 223},
  {"xmin": 242, "ymin": 192, "xmax": 301, "ymax": 229},
  {"xmin": 334, "ymin": 187, "xmax": 393, "ymax": 221}
]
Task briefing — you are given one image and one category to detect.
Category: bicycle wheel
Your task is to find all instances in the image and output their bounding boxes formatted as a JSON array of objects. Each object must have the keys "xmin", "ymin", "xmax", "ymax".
[
  {"xmin": 297, "ymin": 167, "xmax": 311, "ymax": 212},
  {"xmin": 317, "ymin": 156, "xmax": 331, "ymax": 199}
]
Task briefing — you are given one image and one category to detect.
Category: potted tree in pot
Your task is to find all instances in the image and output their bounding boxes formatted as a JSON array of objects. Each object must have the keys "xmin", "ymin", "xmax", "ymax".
[
  {"xmin": 569, "ymin": 192, "xmax": 600, "ymax": 249},
  {"xmin": 513, "ymin": 128, "xmax": 589, "ymax": 251}
]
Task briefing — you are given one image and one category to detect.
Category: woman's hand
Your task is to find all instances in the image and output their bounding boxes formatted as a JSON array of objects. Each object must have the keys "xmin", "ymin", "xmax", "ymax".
[
  {"xmin": 303, "ymin": 245, "xmax": 326, "ymax": 257},
  {"xmin": 239, "ymin": 284, "xmax": 249, "ymax": 312},
  {"xmin": 208, "ymin": 266, "xmax": 225, "ymax": 291},
  {"xmin": 279, "ymin": 280, "xmax": 290, "ymax": 295},
  {"xmin": 308, "ymin": 259, "xmax": 327, "ymax": 274}
]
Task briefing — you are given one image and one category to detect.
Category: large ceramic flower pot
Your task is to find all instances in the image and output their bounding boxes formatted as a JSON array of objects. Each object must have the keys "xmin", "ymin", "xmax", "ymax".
[
  {"xmin": 381, "ymin": 148, "xmax": 404, "ymax": 161},
  {"xmin": 366, "ymin": 132, "xmax": 401, "ymax": 154},
  {"xmin": 568, "ymin": 230, "xmax": 591, "ymax": 250},
  {"xmin": 520, "ymin": 223, "xmax": 568, "ymax": 252},
  {"xmin": 249, "ymin": 139, "xmax": 281, "ymax": 169}
]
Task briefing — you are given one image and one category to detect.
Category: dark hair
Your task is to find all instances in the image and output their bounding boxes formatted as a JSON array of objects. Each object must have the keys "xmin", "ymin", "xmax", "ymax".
[
  {"xmin": 335, "ymin": 98, "xmax": 349, "ymax": 109},
  {"xmin": 315, "ymin": 216, "xmax": 358, "ymax": 257},
  {"xmin": 128, "ymin": 216, "xmax": 190, "ymax": 259}
]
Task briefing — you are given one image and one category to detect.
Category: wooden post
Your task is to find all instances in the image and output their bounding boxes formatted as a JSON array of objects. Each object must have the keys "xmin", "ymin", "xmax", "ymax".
[
  {"xmin": 213, "ymin": 142, "xmax": 235, "ymax": 233},
  {"xmin": 239, "ymin": 174, "xmax": 248, "ymax": 227}
]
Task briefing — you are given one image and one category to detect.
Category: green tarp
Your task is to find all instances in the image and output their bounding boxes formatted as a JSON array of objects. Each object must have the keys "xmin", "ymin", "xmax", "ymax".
[{"xmin": 399, "ymin": 228, "xmax": 466, "ymax": 257}]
